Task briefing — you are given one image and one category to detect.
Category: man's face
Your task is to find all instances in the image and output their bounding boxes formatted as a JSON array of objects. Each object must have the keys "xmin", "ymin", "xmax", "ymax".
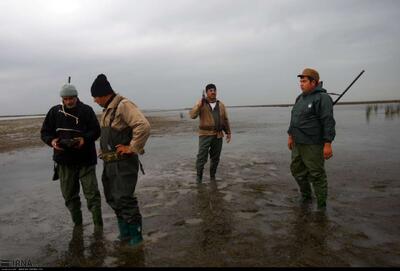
[
  {"xmin": 93, "ymin": 96, "xmax": 108, "ymax": 108},
  {"xmin": 62, "ymin": 96, "xmax": 78, "ymax": 108},
  {"xmin": 206, "ymin": 88, "xmax": 217, "ymax": 100},
  {"xmin": 299, "ymin": 77, "xmax": 317, "ymax": 93}
]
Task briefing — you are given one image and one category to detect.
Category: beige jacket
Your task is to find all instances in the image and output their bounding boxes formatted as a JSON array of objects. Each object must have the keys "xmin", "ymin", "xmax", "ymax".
[
  {"xmin": 189, "ymin": 100, "xmax": 231, "ymax": 138},
  {"xmin": 100, "ymin": 94, "xmax": 150, "ymax": 154}
]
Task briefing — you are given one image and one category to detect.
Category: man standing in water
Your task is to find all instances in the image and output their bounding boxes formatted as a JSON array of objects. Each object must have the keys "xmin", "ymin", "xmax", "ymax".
[
  {"xmin": 190, "ymin": 83, "xmax": 232, "ymax": 183},
  {"xmin": 91, "ymin": 74, "xmax": 150, "ymax": 247},
  {"xmin": 41, "ymin": 83, "xmax": 103, "ymax": 229},
  {"xmin": 288, "ymin": 68, "xmax": 336, "ymax": 211}
]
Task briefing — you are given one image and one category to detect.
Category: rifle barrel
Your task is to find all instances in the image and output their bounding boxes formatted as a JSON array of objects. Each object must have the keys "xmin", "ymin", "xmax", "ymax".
[{"xmin": 333, "ymin": 70, "xmax": 365, "ymax": 105}]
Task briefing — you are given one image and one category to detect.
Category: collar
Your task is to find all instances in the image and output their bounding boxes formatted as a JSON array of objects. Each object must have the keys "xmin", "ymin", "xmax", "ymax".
[{"xmin": 103, "ymin": 93, "xmax": 117, "ymax": 109}]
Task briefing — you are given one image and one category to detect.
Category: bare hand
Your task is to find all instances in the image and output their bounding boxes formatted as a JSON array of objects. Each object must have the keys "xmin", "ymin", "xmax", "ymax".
[
  {"xmin": 75, "ymin": 137, "xmax": 84, "ymax": 149},
  {"xmin": 226, "ymin": 133, "xmax": 232, "ymax": 143},
  {"xmin": 51, "ymin": 138, "xmax": 64, "ymax": 151},
  {"xmin": 323, "ymin": 143, "xmax": 333, "ymax": 160},
  {"xmin": 196, "ymin": 99, "xmax": 203, "ymax": 108},
  {"xmin": 288, "ymin": 135, "xmax": 294, "ymax": 150},
  {"xmin": 115, "ymin": 144, "xmax": 134, "ymax": 155}
]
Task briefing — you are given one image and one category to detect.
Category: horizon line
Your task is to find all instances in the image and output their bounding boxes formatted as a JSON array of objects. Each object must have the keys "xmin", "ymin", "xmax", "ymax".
[{"xmin": 1, "ymin": 99, "xmax": 399, "ymax": 118}]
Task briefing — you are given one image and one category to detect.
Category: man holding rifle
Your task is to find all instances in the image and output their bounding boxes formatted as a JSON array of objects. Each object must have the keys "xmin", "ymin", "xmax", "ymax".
[{"xmin": 190, "ymin": 83, "xmax": 232, "ymax": 183}]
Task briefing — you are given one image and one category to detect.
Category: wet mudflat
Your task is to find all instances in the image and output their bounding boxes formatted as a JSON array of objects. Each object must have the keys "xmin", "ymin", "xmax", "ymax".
[{"xmin": 0, "ymin": 105, "xmax": 399, "ymax": 267}]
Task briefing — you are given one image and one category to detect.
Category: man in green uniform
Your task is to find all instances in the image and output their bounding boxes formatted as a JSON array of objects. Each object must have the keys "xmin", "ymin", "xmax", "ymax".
[
  {"xmin": 190, "ymin": 83, "xmax": 232, "ymax": 183},
  {"xmin": 41, "ymin": 83, "xmax": 103, "ymax": 229},
  {"xmin": 288, "ymin": 68, "xmax": 336, "ymax": 210},
  {"xmin": 91, "ymin": 74, "xmax": 150, "ymax": 247}
]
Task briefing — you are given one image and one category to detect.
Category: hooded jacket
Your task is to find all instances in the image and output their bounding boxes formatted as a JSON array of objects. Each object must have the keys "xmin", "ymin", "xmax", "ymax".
[
  {"xmin": 288, "ymin": 85, "xmax": 336, "ymax": 145},
  {"xmin": 41, "ymin": 100, "xmax": 100, "ymax": 166}
]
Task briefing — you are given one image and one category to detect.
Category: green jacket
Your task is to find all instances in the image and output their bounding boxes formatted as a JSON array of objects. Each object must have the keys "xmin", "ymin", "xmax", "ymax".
[{"xmin": 288, "ymin": 85, "xmax": 336, "ymax": 145}]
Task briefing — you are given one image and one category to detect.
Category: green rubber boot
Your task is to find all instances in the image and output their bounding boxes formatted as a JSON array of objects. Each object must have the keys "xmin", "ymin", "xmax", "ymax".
[
  {"xmin": 128, "ymin": 223, "xmax": 143, "ymax": 247},
  {"xmin": 117, "ymin": 218, "xmax": 130, "ymax": 241}
]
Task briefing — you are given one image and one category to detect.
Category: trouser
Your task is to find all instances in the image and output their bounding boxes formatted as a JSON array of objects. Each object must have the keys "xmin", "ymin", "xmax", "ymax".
[
  {"xmin": 290, "ymin": 144, "xmax": 328, "ymax": 207},
  {"xmin": 196, "ymin": 135, "xmax": 223, "ymax": 177},
  {"xmin": 58, "ymin": 164, "xmax": 102, "ymax": 225},
  {"xmin": 101, "ymin": 155, "xmax": 142, "ymax": 225}
]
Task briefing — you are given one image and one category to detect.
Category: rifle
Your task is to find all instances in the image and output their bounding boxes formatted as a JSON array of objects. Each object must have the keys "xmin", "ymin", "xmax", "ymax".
[
  {"xmin": 68, "ymin": 76, "xmax": 71, "ymax": 83},
  {"xmin": 333, "ymin": 70, "xmax": 365, "ymax": 105},
  {"xmin": 201, "ymin": 90, "xmax": 206, "ymax": 106}
]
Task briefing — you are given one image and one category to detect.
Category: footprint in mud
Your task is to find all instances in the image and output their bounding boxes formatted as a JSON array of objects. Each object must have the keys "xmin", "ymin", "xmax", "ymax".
[
  {"xmin": 370, "ymin": 184, "xmax": 387, "ymax": 191},
  {"xmin": 268, "ymin": 172, "xmax": 278, "ymax": 177},
  {"xmin": 143, "ymin": 203, "xmax": 163, "ymax": 209},
  {"xmin": 173, "ymin": 218, "xmax": 203, "ymax": 227},
  {"xmin": 140, "ymin": 186, "xmax": 161, "ymax": 193},
  {"xmin": 232, "ymin": 178, "xmax": 247, "ymax": 184},
  {"xmin": 222, "ymin": 191, "xmax": 233, "ymax": 203},
  {"xmin": 145, "ymin": 230, "xmax": 168, "ymax": 243},
  {"xmin": 177, "ymin": 188, "xmax": 193, "ymax": 195},
  {"xmin": 185, "ymin": 218, "xmax": 203, "ymax": 225},
  {"xmin": 217, "ymin": 182, "xmax": 229, "ymax": 190},
  {"xmin": 165, "ymin": 199, "xmax": 178, "ymax": 207},
  {"xmin": 142, "ymin": 211, "xmax": 160, "ymax": 219},
  {"xmin": 103, "ymin": 256, "xmax": 119, "ymax": 267},
  {"xmin": 236, "ymin": 209, "xmax": 259, "ymax": 220}
]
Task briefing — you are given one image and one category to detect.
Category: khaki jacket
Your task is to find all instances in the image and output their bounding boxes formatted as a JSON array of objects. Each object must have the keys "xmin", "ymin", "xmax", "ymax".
[
  {"xmin": 100, "ymin": 94, "xmax": 150, "ymax": 154},
  {"xmin": 189, "ymin": 100, "xmax": 231, "ymax": 138}
]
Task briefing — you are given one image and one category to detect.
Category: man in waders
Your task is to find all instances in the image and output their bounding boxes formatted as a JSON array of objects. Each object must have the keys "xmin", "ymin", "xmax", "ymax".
[
  {"xmin": 190, "ymin": 83, "xmax": 232, "ymax": 183},
  {"xmin": 288, "ymin": 68, "xmax": 336, "ymax": 211},
  {"xmin": 91, "ymin": 74, "xmax": 150, "ymax": 247},
  {"xmin": 41, "ymin": 83, "xmax": 103, "ymax": 229}
]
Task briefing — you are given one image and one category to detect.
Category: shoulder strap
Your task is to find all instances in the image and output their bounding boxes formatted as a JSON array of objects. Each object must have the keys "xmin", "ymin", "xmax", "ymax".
[{"xmin": 109, "ymin": 98, "xmax": 125, "ymax": 127}]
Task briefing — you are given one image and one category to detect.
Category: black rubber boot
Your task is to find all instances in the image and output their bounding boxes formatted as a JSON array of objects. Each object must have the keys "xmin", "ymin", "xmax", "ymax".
[
  {"xmin": 196, "ymin": 170, "xmax": 203, "ymax": 184},
  {"xmin": 71, "ymin": 210, "xmax": 83, "ymax": 226},
  {"xmin": 92, "ymin": 208, "xmax": 103, "ymax": 227}
]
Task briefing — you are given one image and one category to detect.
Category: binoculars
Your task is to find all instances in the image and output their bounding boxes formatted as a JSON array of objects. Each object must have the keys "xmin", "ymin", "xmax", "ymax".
[{"xmin": 58, "ymin": 138, "xmax": 80, "ymax": 149}]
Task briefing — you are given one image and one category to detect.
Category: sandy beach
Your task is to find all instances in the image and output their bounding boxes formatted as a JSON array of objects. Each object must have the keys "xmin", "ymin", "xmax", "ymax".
[{"xmin": 0, "ymin": 105, "xmax": 399, "ymax": 267}]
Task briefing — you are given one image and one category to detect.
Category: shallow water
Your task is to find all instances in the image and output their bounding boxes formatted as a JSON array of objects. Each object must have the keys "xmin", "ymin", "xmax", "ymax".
[{"xmin": 0, "ymin": 105, "xmax": 399, "ymax": 267}]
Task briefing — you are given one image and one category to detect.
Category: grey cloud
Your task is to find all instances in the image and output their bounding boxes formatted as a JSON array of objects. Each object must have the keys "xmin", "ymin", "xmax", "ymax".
[{"xmin": 0, "ymin": 0, "xmax": 399, "ymax": 115}]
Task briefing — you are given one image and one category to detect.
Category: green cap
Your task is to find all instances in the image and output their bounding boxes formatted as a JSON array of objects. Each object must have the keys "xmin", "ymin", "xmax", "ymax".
[
  {"xmin": 297, "ymin": 68, "xmax": 319, "ymax": 82},
  {"xmin": 60, "ymin": 84, "xmax": 78, "ymax": 97}
]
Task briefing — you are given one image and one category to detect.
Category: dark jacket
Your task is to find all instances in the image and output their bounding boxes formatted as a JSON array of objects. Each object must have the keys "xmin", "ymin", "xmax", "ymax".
[
  {"xmin": 41, "ymin": 100, "xmax": 101, "ymax": 166},
  {"xmin": 288, "ymin": 86, "xmax": 336, "ymax": 145}
]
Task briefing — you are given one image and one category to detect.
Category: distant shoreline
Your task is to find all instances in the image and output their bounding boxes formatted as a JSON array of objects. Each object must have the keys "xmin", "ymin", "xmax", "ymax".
[
  {"xmin": 145, "ymin": 99, "xmax": 400, "ymax": 113},
  {"xmin": 1, "ymin": 99, "xmax": 399, "ymax": 118}
]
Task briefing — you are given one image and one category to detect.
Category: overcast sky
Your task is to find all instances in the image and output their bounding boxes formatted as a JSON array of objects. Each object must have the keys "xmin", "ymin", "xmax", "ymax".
[{"xmin": 0, "ymin": 0, "xmax": 399, "ymax": 115}]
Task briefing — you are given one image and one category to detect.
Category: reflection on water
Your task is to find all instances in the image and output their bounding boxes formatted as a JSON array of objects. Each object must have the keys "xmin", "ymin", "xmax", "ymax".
[
  {"xmin": 1, "ymin": 105, "xmax": 400, "ymax": 267},
  {"xmin": 58, "ymin": 226, "xmax": 107, "ymax": 267},
  {"xmin": 194, "ymin": 180, "xmax": 233, "ymax": 263},
  {"xmin": 366, "ymin": 103, "xmax": 400, "ymax": 122}
]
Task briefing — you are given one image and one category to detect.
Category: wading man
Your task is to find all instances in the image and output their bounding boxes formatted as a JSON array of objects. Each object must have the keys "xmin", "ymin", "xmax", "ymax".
[
  {"xmin": 288, "ymin": 68, "xmax": 336, "ymax": 211},
  {"xmin": 91, "ymin": 74, "xmax": 150, "ymax": 247},
  {"xmin": 190, "ymin": 83, "xmax": 232, "ymax": 183},
  {"xmin": 41, "ymin": 83, "xmax": 103, "ymax": 229}
]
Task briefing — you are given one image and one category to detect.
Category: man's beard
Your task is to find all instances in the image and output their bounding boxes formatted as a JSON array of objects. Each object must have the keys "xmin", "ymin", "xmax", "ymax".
[{"xmin": 64, "ymin": 104, "xmax": 76, "ymax": 109}]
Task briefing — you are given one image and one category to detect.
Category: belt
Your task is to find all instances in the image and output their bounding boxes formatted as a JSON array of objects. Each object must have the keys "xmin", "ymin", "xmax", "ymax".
[
  {"xmin": 99, "ymin": 151, "xmax": 126, "ymax": 162},
  {"xmin": 99, "ymin": 151, "xmax": 145, "ymax": 174}
]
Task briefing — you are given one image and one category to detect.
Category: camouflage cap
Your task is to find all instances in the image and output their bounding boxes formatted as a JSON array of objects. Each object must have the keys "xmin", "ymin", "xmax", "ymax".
[{"xmin": 297, "ymin": 68, "xmax": 319, "ymax": 82}]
